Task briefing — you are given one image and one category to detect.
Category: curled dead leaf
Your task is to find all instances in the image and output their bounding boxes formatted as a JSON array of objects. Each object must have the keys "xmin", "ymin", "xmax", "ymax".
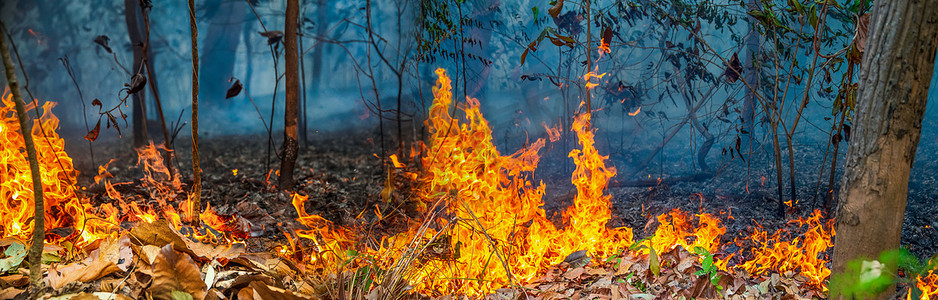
[{"xmin": 149, "ymin": 244, "xmax": 206, "ymax": 300}]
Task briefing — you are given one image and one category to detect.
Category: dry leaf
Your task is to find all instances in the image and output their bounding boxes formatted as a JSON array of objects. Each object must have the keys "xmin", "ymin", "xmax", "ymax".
[
  {"xmin": 140, "ymin": 245, "xmax": 163, "ymax": 265},
  {"xmin": 855, "ymin": 13, "xmax": 870, "ymax": 53},
  {"xmin": 0, "ymin": 287, "xmax": 23, "ymax": 299},
  {"xmin": 237, "ymin": 287, "xmax": 254, "ymax": 300},
  {"xmin": 150, "ymin": 244, "xmax": 206, "ymax": 300},
  {"xmin": 46, "ymin": 258, "xmax": 121, "ymax": 289},
  {"xmin": 250, "ymin": 281, "xmax": 314, "ymax": 300},
  {"xmin": 563, "ymin": 267, "xmax": 585, "ymax": 280},
  {"xmin": 130, "ymin": 220, "xmax": 192, "ymax": 255}
]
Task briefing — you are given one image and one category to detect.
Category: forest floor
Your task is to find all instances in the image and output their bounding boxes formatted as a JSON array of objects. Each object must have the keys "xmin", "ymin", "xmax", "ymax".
[{"xmin": 11, "ymin": 129, "xmax": 933, "ymax": 299}]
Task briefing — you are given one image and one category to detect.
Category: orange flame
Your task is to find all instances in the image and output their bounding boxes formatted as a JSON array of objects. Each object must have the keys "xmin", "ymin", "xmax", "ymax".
[
  {"xmin": 0, "ymin": 92, "xmax": 116, "ymax": 245},
  {"xmin": 738, "ymin": 209, "xmax": 834, "ymax": 287}
]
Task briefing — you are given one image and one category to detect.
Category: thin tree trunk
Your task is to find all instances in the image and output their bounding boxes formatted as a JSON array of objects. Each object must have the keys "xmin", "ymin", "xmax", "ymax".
[
  {"xmin": 125, "ymin": 0, "xmax": 148, "ymax": 148},
  {"xmin": 0, "ymin": 20, "xmax": 44, "ymax": 288},
  {"xmin": 139, "ymin": 2, "xmax": 174, "ymax": 177},
  {"xmin": 298, "ymin": 11, "xmax": 308, "ymax": 148},
  {"xmin": 187, "ymin": 0, "xmax": 202, "ymax": 222},
  {"xmin": 831, "ymin": 2, "xmax": 938, "ymax": 299},
  {"xmin": 280, "ymin": 0, "xmax": 300, "ymax": 191}
]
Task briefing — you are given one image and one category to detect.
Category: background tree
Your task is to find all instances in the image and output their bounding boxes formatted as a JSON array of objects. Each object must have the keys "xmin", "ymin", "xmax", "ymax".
[
  {"xmin": 124, "ymin": 0, "xmax": 149, "ymax": 148},
  {"xmin": 831, "ymin": 1, "xmax": 938, "ymax": 298},
  {"xmin": 280, "ymin": 0, "xmax": 300, "ymax": 190}
]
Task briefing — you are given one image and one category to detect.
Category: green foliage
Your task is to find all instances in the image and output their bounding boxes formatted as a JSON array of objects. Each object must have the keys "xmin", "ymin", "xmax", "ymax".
[
  {"xmin": 829, "ymin": 248, "xmax": 937, "ymax": 299},
  {"xmin": 169, "ymin": 290, "xmax": 194, "ymax": 300},
  {"xmin": 0, "ymin": 242, "xmax": 27, "ymax": 273},
  {"xmin": 693, "ymin": 246, "xmax": 722, "ymax": 291}
]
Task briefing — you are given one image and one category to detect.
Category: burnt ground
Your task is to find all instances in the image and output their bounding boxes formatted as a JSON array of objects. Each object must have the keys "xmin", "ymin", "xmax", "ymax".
[{"xmin": 61, "ymin": 125, "xmax": 937, "ymax": 292}]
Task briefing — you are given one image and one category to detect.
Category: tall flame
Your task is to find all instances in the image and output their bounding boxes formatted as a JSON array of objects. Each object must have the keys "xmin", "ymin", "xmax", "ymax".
[{"xmin": 0, "ymin": 92, "xmax": 116, "ymax": 245}]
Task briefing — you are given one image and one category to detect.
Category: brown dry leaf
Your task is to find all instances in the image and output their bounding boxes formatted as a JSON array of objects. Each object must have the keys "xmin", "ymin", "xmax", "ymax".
[
  {"xmin": 563, "ymin": 267, "xmax": 585, "ymax": 280},
  {"xmin": 130, "ymin": 220, "xmax": 193, "ymax": 255},
  {"xmin": 615, "ymin": 258, "xmax": 635, "ymax": 276},
  {"xmin": 237, "ymin": 287, "xmax": 254, "ymax": 300},
  {"xmin": 185, "ymin": 240, "xmax": 245, "ymax": 261},
  {"xmin": 0, "ymin": 287, "xmax": 23, "ymax": 299},
  {"xmin": 675, "ymin": 256, "xmax": 696, "ymax": 273},
  {"xmin": 855, "ymin": 13, "xmax": 870, "ymax": 53},
  {"xmin": 0, "ymin": 274, "xmax": 27, "ymax": 288},
  {"xmin": 139, "ymin": 245, "xmax": 163, "ymax": 265},
  {"xmin": 46, "ymin": 258, "xmax": 121, "ymax": 289},
  {"xmin": 150, "ymin": 244, "xmax": 206, "ymax": 300},
  {"xmin": 67, "ymin": 292, "xmax": 99, "ymax": 300}
]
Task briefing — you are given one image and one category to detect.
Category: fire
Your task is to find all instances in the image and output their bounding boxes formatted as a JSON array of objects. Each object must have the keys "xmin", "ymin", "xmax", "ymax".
[
  {"xmin": 738, "ymin": 209, "xmax": 834, "ymax": 287},
  {"xmin": 1, "ymin": 75, "xmax": 848, "ymax": 297},
  {"xmin": 0, "ymin": 92, "xmax": 116, "ymax": 244},
  {"xmin": 915, "ymin": 269, "xmax": 937, "ymax": 300}
]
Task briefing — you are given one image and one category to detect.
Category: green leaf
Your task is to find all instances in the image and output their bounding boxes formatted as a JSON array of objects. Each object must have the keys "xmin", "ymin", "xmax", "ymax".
[
  {"xmin": 649, "ymin": 246, "xmax": 660, "ymax": 277},
  {"xmin": 170, "ymin": 291, "xmax": 194, "ymax": 300},
  {"xmin": 41, "ymin": 252, "xmax": 61, "ymax": 264},
  {"xmin": 532, "ymin": 6, "xmax": 539, "ymax": 20},
  {"xmin": 0, "ymin": 242, "xmax": 27, "ymax": 272},
  {"xmin": 702, "ymin": 256, "xmax": 713, "ymax": 271}
]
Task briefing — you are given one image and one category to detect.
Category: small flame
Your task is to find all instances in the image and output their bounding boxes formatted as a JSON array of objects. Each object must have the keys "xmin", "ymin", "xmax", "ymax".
[{"xmin": 628, "ymin": 106, "xmax": 641, "ymax": 116}]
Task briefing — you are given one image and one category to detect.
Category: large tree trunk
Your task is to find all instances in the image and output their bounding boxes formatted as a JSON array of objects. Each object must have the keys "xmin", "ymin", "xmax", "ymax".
[
  {"xmin": 831, "ymin": 1, "xmax": 938, "ymax": 298},
  {"xmin": 125, "ymin": 0, "xmax": 148, "ymax": 148},
  {"xmin": 280, "ymin": 0, "xmax": 300, "ymax": 191}
]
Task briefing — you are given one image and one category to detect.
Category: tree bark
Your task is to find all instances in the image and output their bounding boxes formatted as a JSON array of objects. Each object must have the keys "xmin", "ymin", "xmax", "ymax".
[
  {"xmin": 280, "ymin": 0, "xmax": 300, "ymax": 191},
  {"xmin": 831, "ymin": 1, "xmax": 938, "ymax": 298},
  {"xmin": 187, "ymin": 0, "xmax": 202, "ymax": 222},
  {"xmin": 125, "ymin": 0, "xmax": 148, "ymax": 148},
  {"xmin": 0, "ymin": 20, "xmax": 45, "ymax": 288}
]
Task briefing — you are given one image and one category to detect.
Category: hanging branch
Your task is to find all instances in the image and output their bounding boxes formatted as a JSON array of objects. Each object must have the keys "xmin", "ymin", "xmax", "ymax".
[
  {"xmin": 0, "ymin": 20, "xmax": 44, "ymax": 289},
  {"xmin": 187, "ymin": 0, "xmax": 201, "ymax": 223}
]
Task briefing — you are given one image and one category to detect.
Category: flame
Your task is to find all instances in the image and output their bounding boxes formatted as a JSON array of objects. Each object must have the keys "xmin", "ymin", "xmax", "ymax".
[
  {"xmin": 583, "ymin": 71, "xmax": 606, "ymax": 90},
  {"xmin": 738, "ymin": 209, "xmax": 834, "ymax": 287},
  {"xmin": 628, "ymin": 106, "xmax": 641, "ymax": 116},
  {"xmin": 0, "ymin": 92, "xmax": 116, "ymax": 245},
  {"xmin": 914, "ymin": 269, "xmax": 937, "ymax": 300},
  {"xmin": 1, "ymin": 76, "xmax": 848, "ymax": 297},
  {"xmin": 542, "ymin": 122, "xmax": 561, "ymax": 142}
]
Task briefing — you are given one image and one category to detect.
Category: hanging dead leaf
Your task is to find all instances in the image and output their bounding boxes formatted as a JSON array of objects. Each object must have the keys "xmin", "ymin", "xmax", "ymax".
[
  {"xmin": 226, "ymin": 78, "xmax": 243, "ymax": 99},
  {"xmin": 259, "ymin": 31, "xmax": 283, "ymax": 45},
  {"xmin": 723, "ymin": 52, "xmax": 743, "ymax": 83},
  {"xmin": 127, "ymin": 73, "xmax": 147, "ymax": 94},
  {"xmin": 93, "ymin": 35, "xmax": 112, "ymax": 53},
  {"xmin": 855, "ymin": 13, "xmax": 870, "ymax": 53},
  {"xmin": 547, "ymin": 0, "xmax": 564, "ymax": 18},
  {"xmin": 84, "ymin": 119, "xmax": 101, "ymax": 142},
  {"xmin": 150, "ymin": 244, "xmax": 206, "ymax": 300}
]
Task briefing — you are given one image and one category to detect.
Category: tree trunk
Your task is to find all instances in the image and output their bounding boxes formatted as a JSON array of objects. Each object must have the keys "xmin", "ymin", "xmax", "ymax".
[
  {"xmin": 831, "ymin": 1, "xmax": 938, "ymax": 298},
  {"xmin": 280, "ymin": 0, "xmax": 300, "ymax": 191},
  {"xmin": 0, "ymin": 19, "xmax": 45, "ymax": 289},
  {"xmin": 125, "ymin": 0, "xmax": 148, "ymax": 148},
  {"xmin": 186, "ymin": 0, "xmax": 202, "ymax": 223}
]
